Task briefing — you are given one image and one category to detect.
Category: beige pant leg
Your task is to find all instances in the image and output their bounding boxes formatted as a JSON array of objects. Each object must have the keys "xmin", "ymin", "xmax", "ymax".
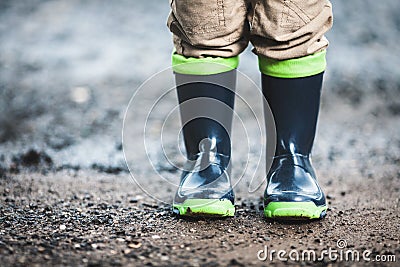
[
  {"xmin": 249, "ymin": 0, "xmax": 333, "ymax": 60},
  {"xmin": 167, "ymin": 0, "xmax": 249, "ymax": 58}
]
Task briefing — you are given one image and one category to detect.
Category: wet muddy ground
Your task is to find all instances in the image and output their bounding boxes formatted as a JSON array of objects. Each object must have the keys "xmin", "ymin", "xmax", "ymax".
[{"xmin": 1, "ymin": 0, "xmax": 400, "ymax": 266}]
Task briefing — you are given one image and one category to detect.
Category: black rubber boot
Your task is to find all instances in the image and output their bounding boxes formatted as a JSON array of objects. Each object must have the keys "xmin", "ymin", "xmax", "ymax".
[
  {"xmin": 172, "ymin": 70, "xmax": 236, "ymax": 217},
  {"xmin": 262, "ymin": 72, "xmax": 327, "ymax": 220}
]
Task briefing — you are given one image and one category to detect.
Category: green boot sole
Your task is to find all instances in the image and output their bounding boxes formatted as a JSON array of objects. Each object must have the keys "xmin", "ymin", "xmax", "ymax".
[
  {"xmin": 264, "ymin": 202, "xmax": 327, "ymax": 220},
  {"xmin": 173, "ymin": 199, "xmax": 235, "ymax": 217}
]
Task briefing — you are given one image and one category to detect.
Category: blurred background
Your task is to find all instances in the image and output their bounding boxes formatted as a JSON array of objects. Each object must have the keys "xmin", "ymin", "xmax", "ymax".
[
  {"xmin": 0, "ymin": 0, "xmax": 399, "ymax": 180},
  {"xmin": 1, "ymin": 2, "xmax": 399, "ymax": 265}
]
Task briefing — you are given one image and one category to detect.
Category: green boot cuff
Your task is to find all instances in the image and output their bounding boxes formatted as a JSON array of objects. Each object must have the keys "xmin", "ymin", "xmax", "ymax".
[
  {"xmin": 259, "ymin": 50, "xmax": 327, "ymax": 78},
  {"xmin": 172, "ymin": 52, "xmax": 239, "ymax": 75}
]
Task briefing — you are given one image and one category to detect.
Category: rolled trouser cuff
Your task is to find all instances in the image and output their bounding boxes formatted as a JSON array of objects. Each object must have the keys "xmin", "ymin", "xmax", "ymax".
[
  {"xmin": 258, "ymin": 50, "xmax": 326, "ymax": 78},
  {"xmin": 172, "ymin": 52, "xmax": 239, "ymax": 76}
]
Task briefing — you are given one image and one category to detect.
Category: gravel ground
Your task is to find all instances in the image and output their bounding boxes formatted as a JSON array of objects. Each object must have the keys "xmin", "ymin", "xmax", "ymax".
[{"xmin": 1, "ymin": 0, "xmax": 399, "ymax": 266}]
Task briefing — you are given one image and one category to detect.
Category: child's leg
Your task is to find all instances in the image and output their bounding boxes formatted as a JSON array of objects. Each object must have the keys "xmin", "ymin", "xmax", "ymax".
[
  {"xmin": 167, "ymin": 0, "xmax": 249, "ymax": 58},
  {"xmin": 250, "ymin": 0, "xmax": 333, "ymax": 219},
  {"xmin": 167, "ymin": 0, "xmax": 249, "ymax": 216}
]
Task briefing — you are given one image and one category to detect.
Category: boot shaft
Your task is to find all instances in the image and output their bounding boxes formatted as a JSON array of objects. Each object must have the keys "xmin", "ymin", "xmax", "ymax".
[
  {"xmin": 262, "ymin": 73, "xmax": 323, "ymax": 156},
  {"xmin": 175, "ymin": 70, "xmax": 236, "ymax": 157}
]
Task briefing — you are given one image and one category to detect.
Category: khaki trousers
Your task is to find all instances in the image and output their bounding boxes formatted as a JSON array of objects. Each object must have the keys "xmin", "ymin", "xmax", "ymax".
[{"xmin": 167, "ymin": 0, "xmax": 333, "ymax": 61}]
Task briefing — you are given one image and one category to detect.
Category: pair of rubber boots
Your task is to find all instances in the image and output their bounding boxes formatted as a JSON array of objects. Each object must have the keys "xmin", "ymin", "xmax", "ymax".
[{"xmin": 173, "ymin": 69, "xmax": 327, "ymax": 220}]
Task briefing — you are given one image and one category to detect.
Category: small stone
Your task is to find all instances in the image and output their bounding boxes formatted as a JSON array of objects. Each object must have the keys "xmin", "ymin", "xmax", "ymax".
[
  {"xmin": 160, "ymin": 256, "xmax": 169, "ymax": 261},
  {"xmin": 128, "ymin": 242, "xmax": 142, "ymax": 249},
  {"xmin": 123, "ymin": 249, "xmax": 131, "ymax": 254},
  {"xmin": 37, "ymin": 246, "xmax": 45, "ymax": 252},
  {"xmin": 70, "ymin": 86, "xmax": 90, "ymax": 103},
  {"xmin": 152, "ymin": 235, "xmax": 160, "ymax": 239},
  {"xmin": 129, "ymin": 198, "xmax": 138, "ymax": 203},
  {"xmin": 116, "ymin": 238, "xmax": 125, "ymax": 242},
  {"xmin": 60, "ymin": 225, "xmax": 66, "ymax": 230},
  {"xmin": 229, "ymin": 259, "xmax": 242, "ymax": 266},
  {"xmin": 91, "ymin": 243, "xmax": 98, "ymax": 249},
  {"xmin": 74, "ymin": 244, "xmax": 81, "ymax": 249}
]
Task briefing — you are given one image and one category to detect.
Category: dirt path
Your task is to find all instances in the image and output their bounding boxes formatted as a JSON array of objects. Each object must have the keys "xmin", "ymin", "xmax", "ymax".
[{"xmin": 0, "ymin": 166, "xmax": 399, "ymax": 266}]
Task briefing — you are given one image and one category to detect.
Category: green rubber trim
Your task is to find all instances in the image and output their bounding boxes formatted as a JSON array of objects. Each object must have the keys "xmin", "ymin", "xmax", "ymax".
[
  {"xmin": 259, "ymin": 50, "xmax": 327, "ymax": 78},
  {"xmin": 264, "ymin": 202, "xmax": 327, "ymax": 219},
  {"xmin": 173, "ymin": 199, "xmax": 235, "ymax": 217},
  {"xmin": 172, "ymin": 53, "xmax": 239, "ymax": 75}
]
